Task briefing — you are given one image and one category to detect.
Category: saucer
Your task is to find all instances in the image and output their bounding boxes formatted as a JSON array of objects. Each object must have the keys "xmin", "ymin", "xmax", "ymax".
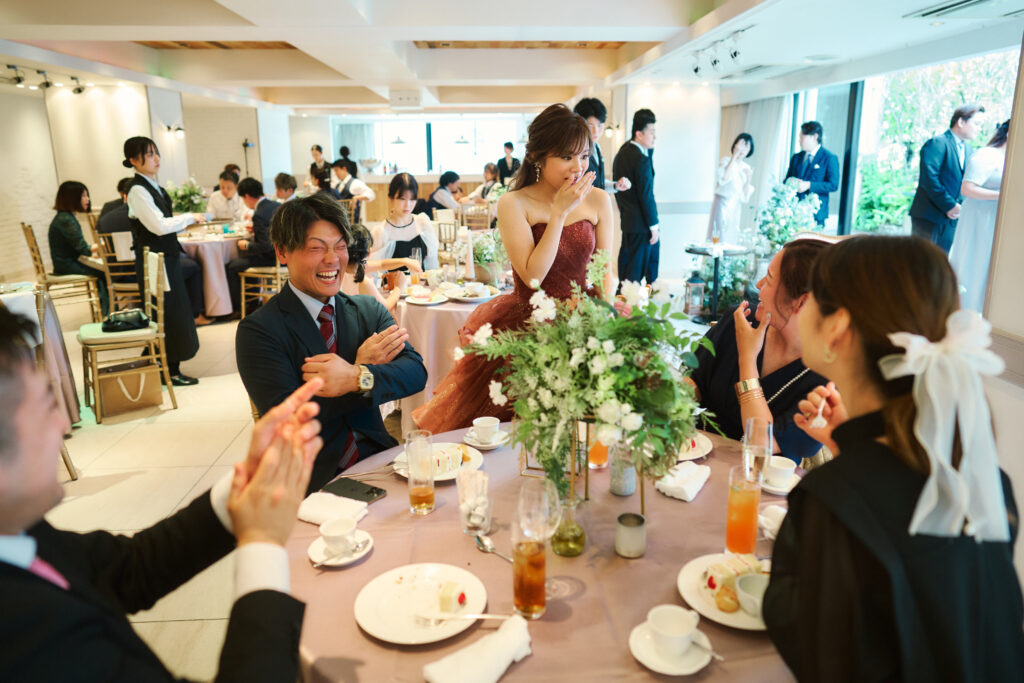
[
  {"xmin": 629, "ymin": 622, "xmax": 712, "ymax": 676},
  {"xmin": 463, "ymin": 428, "xmax": 510, "ymax": 451},
  {"xmin": 307, "ymin": 530, "xmax": 373, "ymax": 567},
  {"xmin": 762, "ymin": 472, "xmax": 800, "ymax": 496}
]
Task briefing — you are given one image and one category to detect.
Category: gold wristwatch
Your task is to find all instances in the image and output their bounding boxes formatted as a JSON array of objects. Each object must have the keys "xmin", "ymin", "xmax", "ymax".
[
  {"xmin": 734, "ymin": 377, "xmax": 761, "ymax": 398},
  {"xmin": 358, "ymin": 365, "xmax": 375, "ymax": 392}
]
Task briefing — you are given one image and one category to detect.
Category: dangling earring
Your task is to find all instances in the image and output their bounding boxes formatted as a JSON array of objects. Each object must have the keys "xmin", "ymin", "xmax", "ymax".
[
  {"xmin": 535, "ymin": 164, "xmax": 542, "ymax": 183},
  {"xmin": 822, "ymin": 344, "xmax": 837, "ymax": 363}
]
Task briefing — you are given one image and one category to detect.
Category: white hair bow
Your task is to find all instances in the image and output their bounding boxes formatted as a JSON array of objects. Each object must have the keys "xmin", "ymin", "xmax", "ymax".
[{"xmin": 878, "ymin": 310, "xmax": 1009, "ymax": 542}]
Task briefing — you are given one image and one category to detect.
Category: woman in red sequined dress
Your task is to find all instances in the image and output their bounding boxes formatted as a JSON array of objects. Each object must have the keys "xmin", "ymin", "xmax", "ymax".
[{"xmin": 413, "ymin": 104, "xmax": 614, "ymax": 432}]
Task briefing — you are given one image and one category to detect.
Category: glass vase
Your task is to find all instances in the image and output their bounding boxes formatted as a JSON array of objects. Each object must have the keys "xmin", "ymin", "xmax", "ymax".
[
  {"xmin": 609, "ymin": 444, "xmax": 636, "ymax": 497},
  {"xmin": 550, "ymin": 497, "xmax": 586, "ymax": 557}
]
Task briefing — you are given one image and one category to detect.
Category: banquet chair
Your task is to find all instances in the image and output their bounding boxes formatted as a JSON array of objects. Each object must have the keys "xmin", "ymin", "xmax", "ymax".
[
  {"xmin": 22, "ymin": 223, "xmax": 103, "ymax": 323},
  {"xmin": 434, "ymin": 208, "xmax": 456, "ymax": 223},
  {"xmin": 338, "ymin": 198, "xmax": 357, "ymax": 225},
  {"xmin": 96, "ymin": 233, "xmax": 141, "ymax": 312},
  {"xmin": 77, "ymin": 248, "xmax": 177, "ymax": 423},
  {"xmin": 436, "ymin": 221, "xmax": 458, "ymax": 251},
  {"xmin": 30, "ymin": 288, "xmax": 79, "ymax": 480},
  {"xmin": 238, "ymin": 255, "xmax": 289, "ymax": 319},
  {"xmin": 462, "ymin": 205, "xmax": 490, "ymax": 231}
]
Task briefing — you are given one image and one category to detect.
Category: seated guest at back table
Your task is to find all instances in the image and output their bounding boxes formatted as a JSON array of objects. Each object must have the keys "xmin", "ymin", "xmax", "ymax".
[
  {"xmin": 764, "ymin": 235, "xmax": 1024, "ymax": 682},
  {"xmin": 0, "ymin": 307, "xmax": 322, "ymax": 682},
  {"xmin": 208, "ymin": 170, "xmax": 246, "ymax": 222},
  {"xmin": 343, "ymin": 224, "xmax": 402, "ymax": 313},
  {"xmin": 370, "ymin": 173, "xmax": 440, "ymax": 274},
  {"xmin": 96, "ymin": 181, "xmax": 134, "ymax": 236},
  {"xmin": 331, "ymin": 159, "xmax": 375, "ymax": 223},
  {"xmin": 275, "ymin": 172, "xmax": 298, "ymax": 202},
  {"xmin": 98, "ymin": 177, "xmax": 133, "ymax": 218},
  {"xmin": 424, "ymin": 171, "xmax": 460, "ymax": 216},
  {"xmin": 47, "ymin": 181, "xmax": 109, "ymax": 316},
  {"xmin": 461, "ymin": 163, "xmax": 499, "ymax": 204},
  {"xmin": 691, "ymin": 239, "xmax": 829, "ymax": 464},
  {"xmin": 224, "ymin": 163, "xmax": 241, "ymax": 177},
  {"xmin": 236, "ymin": 194, "xmax": 427, "ymax": 491},
  {"xmin": 227, "ymin": 177, "xmax": 281, "ymax": 313},
  {"xmin": 314, "ymin": 171, "xmax": 340, "ymax": 201}
]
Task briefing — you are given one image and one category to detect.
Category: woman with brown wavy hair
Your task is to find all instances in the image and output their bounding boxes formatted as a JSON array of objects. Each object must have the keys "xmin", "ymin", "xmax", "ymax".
[
  {"xmin": 413, "ymin": 103, "xmax": 614, "ymax": 431},
  {"xmin": 763, "ymin": 235, "xmax": 1023, "ymax": 682}
]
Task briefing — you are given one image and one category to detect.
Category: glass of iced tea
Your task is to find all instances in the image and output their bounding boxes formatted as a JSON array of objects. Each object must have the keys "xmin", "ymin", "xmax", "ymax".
[
  {"xmin": 725, "ymin": 464, "xmax": 761, "ymax": 554},
  {"xmin": 406, "ymin": 430, "xmax": 434, "ymax": 516},
  {"xmin": 512, "ymin": 496, "xmax": 547, "ymax": 620}
]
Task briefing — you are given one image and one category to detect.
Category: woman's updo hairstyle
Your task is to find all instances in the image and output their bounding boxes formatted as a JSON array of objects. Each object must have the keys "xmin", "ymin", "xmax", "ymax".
[
  {"xmin": 510, "ymin": 103, "xmax": 592, "ymax": 191},
  {"xmin": 347, "ymin": 224, "xmax": 373, "ymax": 283},
  {"xmin": 123, "ymin": 136, "xmax": 158, "ymax": 169}
]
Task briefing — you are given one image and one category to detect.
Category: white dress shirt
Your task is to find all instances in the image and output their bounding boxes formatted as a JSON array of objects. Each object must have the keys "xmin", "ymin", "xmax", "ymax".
[
  {"xmin": 340, "ymin": 176, "xmax": 376, "ymax": 202},
  {"xmin": 126, "ymin": 173, "xmax": 196, "ymax": 236},
  {"xmin": 207, "ymin": 190, "xmax": 246, "ymax": 221},
  {"xmin": 432, "ymin": 187, "xmax": 460, "ymax": 211}
]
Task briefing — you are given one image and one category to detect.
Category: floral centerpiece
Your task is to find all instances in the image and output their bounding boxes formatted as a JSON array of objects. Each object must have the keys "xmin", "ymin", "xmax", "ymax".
[
  {"xmin": 166, "ymin": 177, "xmax": 207, "ymax": 214},
  {"xmin": 472, "ymin": 229, "xmax": 507, "ymax": 285},
  {"xmin": 753, "ymin": 178, "xmax": 821, "ymax": 255}
]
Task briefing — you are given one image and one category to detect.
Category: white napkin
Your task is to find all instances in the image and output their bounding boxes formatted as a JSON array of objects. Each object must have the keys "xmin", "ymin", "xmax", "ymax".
[
  {"xmin": 297, "ymin": 492, "xmax": 368, "ymax": 526},
  {"xmin": 423, "ymin": 615, "xmax": 532, "ymax": 683},
  {"xmin": 655, "ymin": 461, "xmax": 711, "ymax": 502},
  {"xmin": 758, "ymin": 504, "xmax": 787, "ymax": 541}
]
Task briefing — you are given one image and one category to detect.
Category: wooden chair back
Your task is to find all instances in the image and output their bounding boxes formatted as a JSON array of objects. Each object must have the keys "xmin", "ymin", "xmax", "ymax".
[
  {"xmin": 144, "ymin": 248, "xmax": 166, "ymax": 338},
  {"xmin": 462, "ymin": 205, "xmax": 490, "ymax": 231},
  {"xmin": 21, "ymin": 223, "xmax": 49, "ymax": 279},
  {"xmin": 97, "ymin": 233, "xmax": 140, "ymax": 310},
  {"xmin": 436, "ymin": 221, "xmax": 458, "ymax": 250}
]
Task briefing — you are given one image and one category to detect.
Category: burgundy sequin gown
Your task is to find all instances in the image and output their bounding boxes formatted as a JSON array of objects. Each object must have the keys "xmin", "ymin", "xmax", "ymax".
[{"xmin": 412, "ymin": 220, "xmax": 596, "ymax": 432}]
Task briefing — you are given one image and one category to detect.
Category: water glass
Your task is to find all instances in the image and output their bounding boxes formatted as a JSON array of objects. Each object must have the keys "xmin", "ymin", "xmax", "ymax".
[
  {"xmin": 725, "ymin": 464, "xmax": 761, "ymax": 554},
  {"xmin": 405, "ymin": 430, "xmax": 434, "ymax": 515},
  {"xmin": 410, "ymin": 247, "xmax": 423, "ymax": 269},
  {"xmin": 456, "ymin": 469, "xmax": 491, "ymax": 535},
  {"xmin": 742, "ymin": 417, "xmax": 772, "ymax": 481}
]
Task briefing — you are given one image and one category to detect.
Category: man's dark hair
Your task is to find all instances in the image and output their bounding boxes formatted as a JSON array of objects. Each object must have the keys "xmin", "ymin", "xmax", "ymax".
[
  {"xmin": 800, "ymin": 121, "xmax": 823, "ymax": 144},
  {"xmin": 224, "ymin": 163, "xmax": 241, "ymax": 175},
  {"xmin": 237, "ymin": 177, "xmax": 263, "ymax": 199},
  {"xmin": 951, "ymin": 104, "xmax": 986, "ymax": 129},
  {"xmin": 270, "ymin": 193, "xmax": 351, "ymax": 253},
  {"xmin": 503, "ymin": 142, "xmax": 514, "ymax": 150},
  {"xmin": 331, "ymin": 159, "xmax": 351, "ymax": 173},
  {"xmin": 274, "ymin": 172, "xmax": 297, "ymax": 192},
  {"xmin": 218, "ymin": 170, "xmax": 239, "ymax": 185},
  {"xmin": 0, "ymin": 308, "xmax": 38, "ymax": 460},
  {"xmin": 631, "ymin": 109, "xmax": 656, "ymax": 139},
  {"xmin": 116, "ymin": 177, "xmax": 133, "ymax": 196},
  {"xmin": 439, "ymin": 171, "xmax": 460, "ymax": 188},
  {"xmin": 574, "ymin": 97, "xmax": 607, "ymax": 123}
]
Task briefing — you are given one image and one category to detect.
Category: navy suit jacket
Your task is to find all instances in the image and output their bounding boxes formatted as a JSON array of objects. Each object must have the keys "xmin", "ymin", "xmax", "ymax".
[
  {"xmin": 246, "ymin": 198, "xmax": 281, "ymax": 266},
  {"xmin": 785, "ymin": 147, "xmax": 840, "ymax": 225},
  {"xmin": 0, "ymin": 493, "xmax": 303, "ymax": 682},
  {"xmin": 909, "ymin": 129, "xmax": 971, "ymax": 224},
  {"xmin": 96, "ymin": 202, "xmax": 133, "ymax": 235},
  {"xmin": 613, "ymin": 142, "xmax": 659, "ymax": 234},
  {"xmin": 588, "ymin": 142, "xmax": 606, "ymax": 189},
  {"xmin": 236, "ymin": 285, "xmax": 427, "ymax": 491}
]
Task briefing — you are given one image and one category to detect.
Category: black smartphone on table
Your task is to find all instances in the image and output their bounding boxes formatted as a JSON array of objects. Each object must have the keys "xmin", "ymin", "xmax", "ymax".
[{"xmin": 320, "ymin": 477, "xmax": 387, "ymax": 504}]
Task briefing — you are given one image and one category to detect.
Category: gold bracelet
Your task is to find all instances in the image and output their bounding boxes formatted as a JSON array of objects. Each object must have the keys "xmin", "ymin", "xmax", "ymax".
[
  {"xmin": 738, "ymin": 388, "xmax": 765, "ymax": 405},
  {"xmin": 735, "ymin": 377, "xmax": 761, "ymax": 398}
]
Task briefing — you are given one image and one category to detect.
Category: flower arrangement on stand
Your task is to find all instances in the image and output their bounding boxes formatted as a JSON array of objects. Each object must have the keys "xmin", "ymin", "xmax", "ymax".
[
  {"xmin": 753, "ymin": 178, "xmax": 821, "ymax": 256},
  {"xmin": 166, "ymin": 177, "xmax": 207, "ymax": 215},
  {"xmin": 458, "ymin": 252, "xmax": 709, "ymax": 554},
  {"xmin": 471, "ymin": 230, "xmax": 508, "ymax": 285}
]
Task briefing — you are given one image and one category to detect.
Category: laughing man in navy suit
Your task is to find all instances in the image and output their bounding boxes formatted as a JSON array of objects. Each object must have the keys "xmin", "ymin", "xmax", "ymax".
[{"xmin": 784, "ymin": 121, "xmax": 839, "ymax": 226}]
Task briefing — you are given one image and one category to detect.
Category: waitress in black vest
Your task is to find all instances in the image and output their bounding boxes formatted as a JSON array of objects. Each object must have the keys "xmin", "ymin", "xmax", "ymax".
[{"xmin": 122, "ymin": 136, "xmax": 205, "ymax": 386}]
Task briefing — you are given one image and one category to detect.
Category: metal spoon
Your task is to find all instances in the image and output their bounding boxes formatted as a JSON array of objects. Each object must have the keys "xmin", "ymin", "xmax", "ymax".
[
  {"xmin": 313, "ymin": 538, "xmax": 371, "ymax": 568},
  {"xmin": 474, "ymin": 534, "xmax": 513, "ymax": 563},
  {"xmin": 690, "ymin": 639, "xmax": 725, "ymax": 662}
]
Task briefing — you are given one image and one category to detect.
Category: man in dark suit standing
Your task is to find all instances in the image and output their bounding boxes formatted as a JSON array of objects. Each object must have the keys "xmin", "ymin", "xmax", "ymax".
[
  {"xmin": 909, "ymin": 104, "xmax": 986, "ymax": 253},
  {"xmin": 228, "ymin": 177, "xmax": 281, "ymax": 313},
  {"xmin": 236, "ymin": 194, "xmax": 427, "ymax": 492},
  {"xmin": 497, "ymin": 142, "xmax": 520, "ymax": 186},
  {"xmin": 0, "ymin": 306, "xmax": 323, "ymax": 682},
  {"xmin": 574, "ymin": 97, "xmax": 632, "ymax": 193},
  {"xmin": 784, "ymin": 121, "xmax": 839, "ymax": 226},
  {"xmin": 613, "ymin": 108, "xmax": 659, "ymax": 285}
]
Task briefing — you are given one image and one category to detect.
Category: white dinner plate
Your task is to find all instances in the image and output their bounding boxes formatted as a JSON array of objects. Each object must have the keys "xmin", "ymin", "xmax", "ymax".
[
  {"xmin": 392, "ymin": 442, "xmax": 484, "ymax": 482},
  {"xmin": 762, "ymin": 472, "xmax": 801, "ymax": 496},
  {"xmin": 463, "ymin": 428, "xmax": 510, "ymax": 451},
  {"xmin": 307, "ymin": 530, "xmax": 373, "ymax": 568},
  {"xmin": 444, "ymin": 285, "xmax": 501, "ymax": 303},
  {"xmin": 676, "ymin": 432, "xmax": 714, "ymax": 462},
  {"xmin": 677, "ymin": 553, "xmax": 767, "ymax": 631},
  {"xmin": 406, "ymin": 293, "xmax": 448, "ymax": 306},
  {"xmin": 629, "ymin": 622, "xmax": 712, "ymax": 676},
  {"xmin": 354, "ymin": 563, "xmax": 488, "ymax": 645}
]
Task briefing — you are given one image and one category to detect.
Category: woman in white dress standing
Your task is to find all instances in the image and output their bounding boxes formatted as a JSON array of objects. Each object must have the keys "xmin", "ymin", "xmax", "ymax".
[
  {"xmin": 948, "ymin": 119, "xmax": 1009, "ymax": 312},
  {"xmin": 707, "ymin": 133, "xmax": 755, "ymax": 243}
]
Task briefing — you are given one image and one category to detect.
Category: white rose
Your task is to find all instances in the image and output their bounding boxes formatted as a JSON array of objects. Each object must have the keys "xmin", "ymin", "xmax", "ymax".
[
  {"xmin": 471, "ymin": 323, "xmax": 493, "ymax": 346},
  {"xmin": 619, "ymin": 403, "xmax": 633, "ymax": 416},
  {"xmin": 608, "ymin": 352, "xmax": 624, "ymax": 367},
  {"xmin": 569, "ymin": 348, "xmax": 587, "ymax": 369},
  {"xmin": 621, "ymin": 412, "xmax": 643, "ymax": 431},
  {"xmin": 587, "ymin": 337, "xmax": 600, "ymax": 350},
  {"xmin": 529, "ymin": 278, "xmax": 541, "ymax": 290},
  {"xmin": 619, "ymin": 280, "xmax": 648, "ymax": 308},
  {"xmin": 589, "ymin": 355, "xmax": 608, "ymax": 375},
  {"xmin": 488, "ymin": 380, "xmax": 508, "ymax": 407},
  {"xmin": 602, "ymin": 340, "xmax": 615, "ymax": 354},
  {"xmin": 650, "ymin": 281, "xmax": 671, "ymax": 306},
  {"xmin": 596, "ymin": 399, "xmax": 620, "ymax": 424},
  {"xmin": 538, "ymin": 388, "xmax": 554, "ymax": 409},
  {"xmin": 452, "ymin": 347, "xmax": 465, "ymax": 362},
  {"xmin": 596, "ymin": 424, "xmax": 622, "ymax": 446}
]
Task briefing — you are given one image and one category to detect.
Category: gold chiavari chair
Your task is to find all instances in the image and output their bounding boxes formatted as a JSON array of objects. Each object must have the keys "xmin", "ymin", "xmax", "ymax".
[
  {"xmin": 30, "ymin": 288, "xmax": 79, "ymax": 480},
  {"xmin": 239, "ymin": 255, "xmax": 289, "ymax": 318},
  {"xmin": 21, "ymin": 223, "xmax": 102, "ymax": 323},
  {"xmin": 462, "ymin": 204, "xmax": 490, "ymax": 231},
  {"xmin": 96, "ymin": 233, "xmax": 141, "ymax": 312}
]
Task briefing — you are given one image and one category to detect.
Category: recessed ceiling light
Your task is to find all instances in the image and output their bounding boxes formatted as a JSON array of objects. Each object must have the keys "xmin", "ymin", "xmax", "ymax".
[
  {"xmin": 930, "ymin": 21, "xmax": 944, "ymax": 26},
  {"xmin": 803, "ymin": 54, "xmax": 838, "ymax": 64},
  {"xmin": 54, "ymin": 82, "xmax": 63, "ymax": 87},
  {"xmin": 701, "ymin": 81, "xmax": 709, "ymax": 86},
  {"xmin": 28, "ymin": 85, "xmax": 38, "ymax": 90},
  {"xmin": 85, "ymin": 82, "xmax": 94, "ymax": 87},
  {"xmin": 16, "ymin": 83, "xmax": 24, "ymax": 88}
]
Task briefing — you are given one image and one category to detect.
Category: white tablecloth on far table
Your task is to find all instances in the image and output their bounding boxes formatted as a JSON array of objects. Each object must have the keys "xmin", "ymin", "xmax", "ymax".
[{"xmin": 180, "ymin": 236, "xmax": 243, "ymax": 317}]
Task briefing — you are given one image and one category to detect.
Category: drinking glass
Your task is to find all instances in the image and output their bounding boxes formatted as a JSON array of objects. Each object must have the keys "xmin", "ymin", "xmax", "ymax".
[
  {"xmin": 410, "ymin": 247, "xmax": 423, "ymax": 270},
  {"xmin": 518, "ymin": 478, "xmax": 561, "ymax": 538},
  {"xmin": 512, "ymin": 485, "xmax": 548, "ymax": 620},
  {"xmin": 742, "ymin": 417, "xmax": 772, "ymax": 482},
  {"xmin": 405, "ymin": 430, "xmax": 434, "ymax": 515},
  {"xmin": 725, "ymin": 464, "xmax": 761, "ymax": 554},
  {"xmin": 456, "ymin": 469, "xmax": 491, "ymax": 535}
]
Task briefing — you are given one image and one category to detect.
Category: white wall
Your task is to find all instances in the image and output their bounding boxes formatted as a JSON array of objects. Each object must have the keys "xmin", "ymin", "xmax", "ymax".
[
  {"xmin": 45, "ymin": 84, "xmax": 151, "ymax": 210},
  {"xmin": 147, "ymin": 86, "xmax": 189, "ymax": 187},
  {"xmin": 182, "ymin": 106, "xmax": 261, "ymax": 188},
  {"xmin": 256, "ymin": 108, "xmax": 292, "ymax": 190},
  {"xmin": 289, "ymin": 115, "xmax": 332, "ymax": 186},
  {"xmin": 0, "ymin": 89, "xmax": 59, "ymax": 282},
  {"xmin": 624, "ymin": 83, "xmax": 721, "ymax": 280}
]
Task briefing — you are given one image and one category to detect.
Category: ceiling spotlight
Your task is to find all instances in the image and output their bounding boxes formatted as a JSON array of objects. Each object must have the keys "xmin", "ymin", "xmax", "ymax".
[
  {"xmin": 167, "ymin": 125, "xmax": 185, "ymax": 139},
  {"xmin": 391, "ymin": 136, "xmax": 406, "ymax": 145},
  {"xmin": 7, "ymin": 64, "xmax": 24, "ymax": 87},
  {"xmin": 709, "ymin": 48, "xmax": 722, "ymax": 72},
  {"xmin": 691, "ymin": 54, "xmax": 703, "ymax": 78},
  {"xmin": 71, "ymin": 77, "xmax": 85, "ymax": 94},
  {"xmin": 454, "ymin": 135, "xmax": 469, "ymax": 144},
  {"xmin": 36, "ymin": 70, "xmax": 53, "ymax": 89}
]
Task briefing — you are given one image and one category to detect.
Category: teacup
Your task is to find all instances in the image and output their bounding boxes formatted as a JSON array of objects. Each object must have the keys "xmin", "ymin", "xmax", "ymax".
[
  {"xmin": 765, "ymin": 456, "xmax": 797, "ymax": 488},
  {"xmin": 736, "ymin": 573, "xmax": 769, "ymax": 617},
  {"xmin": 646, "ymin": 605, "xmax": 699, "ymax": 659},
  {"xmin": 319, "ymin": 517, "xmax": 357, "ymax": 555},
  {"xmin": 464, "ymin": 281, "xmax": 487, "ymax": 296},
  {"xmin": 471, "ymin": 416, "xmax": 500, "ymax": 443}
]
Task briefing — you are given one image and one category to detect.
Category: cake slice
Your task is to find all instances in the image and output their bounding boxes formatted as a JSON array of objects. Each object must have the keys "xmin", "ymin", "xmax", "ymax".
[
  {"xmin": 439, "ymin": 581, "xmax": 467, "ymax": 613},
  {"xmin": 703, "ymin": 553, "xmax": 762, "ymax": 591}
]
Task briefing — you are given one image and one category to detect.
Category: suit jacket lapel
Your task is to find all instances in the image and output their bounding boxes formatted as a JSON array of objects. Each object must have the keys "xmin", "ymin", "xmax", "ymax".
[{"xmin": 279, "ymin": 285, "xmax": 330, "ymax": 358}]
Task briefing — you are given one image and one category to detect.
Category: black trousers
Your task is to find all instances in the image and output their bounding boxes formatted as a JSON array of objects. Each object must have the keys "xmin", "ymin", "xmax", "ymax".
[
  {"xmin": 57, "ymin": 261, "xmax": 109, "ymax": 316},
  {"xmin": 911, "ymin": 216, "xmax": 957, "ymax": 254},
  {"xmin": 618, "ymin": 231, "xmax": 660, "ymax": 286},
  {"xmin": 227, "ymin": 256, "xmax": 251, "ymax": 311},
  {"xmin": 179, "ymin": 255, "xmax": 205, "ymax": 317}
]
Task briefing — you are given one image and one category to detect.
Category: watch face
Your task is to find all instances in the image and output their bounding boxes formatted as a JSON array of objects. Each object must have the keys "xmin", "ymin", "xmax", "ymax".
[{"xmin": 359, "ymin": 370, "xmax": 373, "ymax": 390}]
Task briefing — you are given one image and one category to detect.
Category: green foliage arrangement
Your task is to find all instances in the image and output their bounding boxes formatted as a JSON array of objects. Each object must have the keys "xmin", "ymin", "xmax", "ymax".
[
  {"xmin": 754, "ymin": 179, "xmax": 821, "ymax": 255},
  {"xmin": 166, "ymin": 178, "xmax": 206, "ymax": 214},
  {"xmin": 853, "ymin": 158, "xmax": 915, "ymax": 233}
]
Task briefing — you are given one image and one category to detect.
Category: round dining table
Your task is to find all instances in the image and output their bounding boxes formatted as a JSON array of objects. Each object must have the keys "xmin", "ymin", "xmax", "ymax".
[
  {"xmin": 179, "ymin": 233, "xmax": 245, "ymax": 317},
  {"xmin": 287, "ymin": 425, "xmax": 795, "ymax": 682}
]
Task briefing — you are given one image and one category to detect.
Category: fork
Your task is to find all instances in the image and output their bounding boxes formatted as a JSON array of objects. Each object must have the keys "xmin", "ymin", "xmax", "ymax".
[{"xmin": 415, "ymin": 612, "xmax": 512, "ymax": 627}]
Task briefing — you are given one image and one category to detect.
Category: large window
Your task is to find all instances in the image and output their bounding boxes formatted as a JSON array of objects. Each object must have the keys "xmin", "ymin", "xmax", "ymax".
[{"xmin": 792, "ymin": 83, "xmax": 853, "ymax": 234}]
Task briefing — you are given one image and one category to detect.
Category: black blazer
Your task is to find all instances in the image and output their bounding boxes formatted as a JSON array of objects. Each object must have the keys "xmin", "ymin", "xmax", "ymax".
[
  {"xmin": 96, "ymin": 202, "xmax": 133, "ymax": 235},
  {"xmin": 246, "ymin": 198, "xmax": 281, "ymax": 266},
  {"xmin": 587, "ymin": 142, "xmax": 606, "ymax": 189},
  {"xmin": 0, "ymin": 493, "xmax": 304, "ymax": 683},
  {"xmin": 236, "ymin": 285, "xmax": 427, "ymax": 491},
  {"xmin": 613, "ymin": 142, "xmax": 658, "ymax": 234},
  {"xmin": 784, "ymin": 146, "xmax": 840, "ymax": 224},
  {"xmin": 99, "ymin": 198, "xmax": 124, "ymax": 219},
  {"xmin": 909, "ymin": 129, "xmax": 970, "ymax": 224}
]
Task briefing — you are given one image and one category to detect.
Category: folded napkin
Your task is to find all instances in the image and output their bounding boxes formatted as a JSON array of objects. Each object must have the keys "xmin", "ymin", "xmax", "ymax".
[
  {"xmin": 298, "ymin": 492, "xmax": 368, "ymax": 526},
  {"xmin": 423, "ymin": 615, "xmax": 531, "ymax": 683},
  {"xmin": 655, "ymin": 461, "xmax": 711, "ymax": 502},
  {"xmin": 758, "ymin": 504, "xmax": 787, "ymax": 541}
]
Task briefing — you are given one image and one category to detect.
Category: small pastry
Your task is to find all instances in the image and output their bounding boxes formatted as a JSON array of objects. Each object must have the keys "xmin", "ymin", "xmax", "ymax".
[{"xmin": 714, "ymin": 586, "xmax": 740, "ymax": 613}]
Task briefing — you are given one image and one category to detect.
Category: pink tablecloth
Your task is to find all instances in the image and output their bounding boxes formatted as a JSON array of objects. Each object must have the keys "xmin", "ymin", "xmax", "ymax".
[
  {"xmin": 394, "ymin": 298, "xmax": 477, "ymax": 434},
  {"xmin": 180, "ymin": 236, "xmax": 242, "ymax": 317},
  {"xmin": 288, "ymin": 427, "xmax": 794, "ymax": 682}
]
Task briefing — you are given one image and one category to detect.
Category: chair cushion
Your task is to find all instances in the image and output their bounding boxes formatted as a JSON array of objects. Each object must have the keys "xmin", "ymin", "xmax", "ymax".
[
  {"xmin": 77, "ymin": 322, "xmax": 158, "ymax": 344},
  {"xmin": 45, "ymin": 273, "xmax": 95, "ymax": 284}
]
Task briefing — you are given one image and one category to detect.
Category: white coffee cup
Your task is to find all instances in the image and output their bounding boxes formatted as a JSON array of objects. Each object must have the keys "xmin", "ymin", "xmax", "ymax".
[
  {"xmin": 765, "ymin": 455, "xmax": 797, "ymax": 488},
  {"xmin": 471, "ymin": 416, "xmax": 500, "ymax": 443},
  {"xmin": 319, "ymin": 517, "xmax": 357, "ymax": 554},
  {"xmin": 646, "ymin": 605, "xmax": 699, "ymax": 659},
  {"xmin": 464, "ymin": 281, "xmax": 486, "ymax": 296},
  {"xmin": 736, "ymin": 573, "xmax": 769, "ymax": 617}
]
